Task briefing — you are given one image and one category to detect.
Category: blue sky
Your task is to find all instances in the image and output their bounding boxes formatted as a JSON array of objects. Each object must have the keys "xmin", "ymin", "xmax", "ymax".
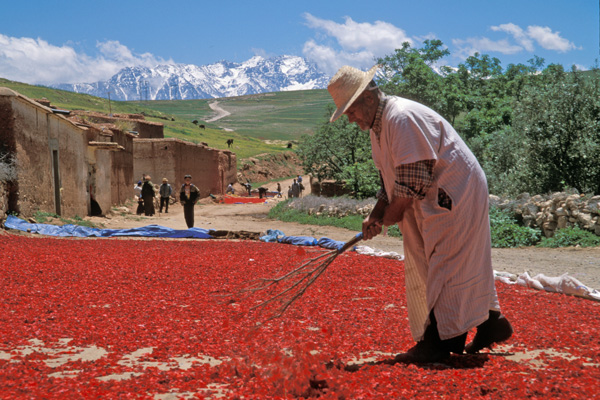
[{"xmin": 0, "ymin": 0, "xmax": 597, "ymax": 85}]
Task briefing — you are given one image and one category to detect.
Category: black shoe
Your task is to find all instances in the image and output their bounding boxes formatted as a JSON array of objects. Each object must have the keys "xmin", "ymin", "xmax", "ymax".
[
  {"xmin": 465, "ymin": 311, "xmax": 513, "ymax": 354},
  {"xmin": 394, "ymin": 340, "xmax": 450, "ymax": 364}
]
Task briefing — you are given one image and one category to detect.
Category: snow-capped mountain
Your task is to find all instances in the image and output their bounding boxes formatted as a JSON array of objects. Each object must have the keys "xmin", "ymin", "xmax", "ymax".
[{"xmin": 53, "ymin": 55, "xmax": 330, "ymax": 101}]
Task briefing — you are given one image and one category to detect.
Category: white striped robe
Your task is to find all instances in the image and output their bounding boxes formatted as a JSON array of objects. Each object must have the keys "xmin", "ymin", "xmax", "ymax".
[{"xmin": 370, "ymin": 96, "xmax": 500, "ymax": 341}]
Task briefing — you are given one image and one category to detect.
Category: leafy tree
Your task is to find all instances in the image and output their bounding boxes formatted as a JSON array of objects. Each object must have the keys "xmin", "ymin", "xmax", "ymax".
[
  {"xmin": 296, "ymin": 105, "xmax": 379, "ymax": 198},
  {"xmin": 376, "ymin": 40, "xmax": 448, "ymax": 112},
  {"xmin": 513, "ymin": 65, "xmax": 600, "ymax": 194},
  {"xmin": 454, "ymin": 53, "xmax": 511, "ymax": 140},
  {"xmin": 468, "ymin": 126, "xmax": 529, "ymax": 195}
]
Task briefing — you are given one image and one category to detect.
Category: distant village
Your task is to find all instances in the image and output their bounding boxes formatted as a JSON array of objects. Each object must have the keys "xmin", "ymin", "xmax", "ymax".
[{"xmin": 0, "ymin": 87, "xmax": 237, "ymax": 221}]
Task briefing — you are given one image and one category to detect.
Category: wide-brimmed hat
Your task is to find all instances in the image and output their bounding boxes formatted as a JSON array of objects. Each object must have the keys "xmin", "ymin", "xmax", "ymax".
[
  {"xmin": 327, "ymin": 65, "xmax": 378, "ymax": 122},
  {"xmin": 162, "ymin": 178, "xmax": 168, "ymax": 183}
]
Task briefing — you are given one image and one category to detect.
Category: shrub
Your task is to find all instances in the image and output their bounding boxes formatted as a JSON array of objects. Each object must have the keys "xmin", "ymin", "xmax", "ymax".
[
  {"xmin": 538, "ymin": 226, "xmax": 600, "ymax": 248},
  {"xmin": 268, "ymin": 197, "xmax": 402, "ymax": 238},
  {"xmin": 489, "ymin": 207, "xmax": 541, "ymax": 248}
]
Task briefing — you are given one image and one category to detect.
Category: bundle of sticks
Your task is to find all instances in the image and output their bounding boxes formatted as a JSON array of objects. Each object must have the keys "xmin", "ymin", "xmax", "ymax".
[{"xmin": 234, "ymin": 232, "xmax": 364, "ymax": 320}]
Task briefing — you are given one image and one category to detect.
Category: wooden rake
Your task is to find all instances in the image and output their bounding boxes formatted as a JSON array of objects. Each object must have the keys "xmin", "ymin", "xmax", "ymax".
[{"xmin": 234, "ymin": 232, "xmax": 364, "ymax": 320}]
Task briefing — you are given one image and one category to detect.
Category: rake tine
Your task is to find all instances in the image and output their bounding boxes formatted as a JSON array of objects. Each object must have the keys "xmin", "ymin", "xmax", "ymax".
[
  {"xmin": 238, "ymin": 232, "xmax": 364, "ymax": 319},
  {"xmin": 250, "ymin": 253, "xmax": 337, "ymax": 312},
  {"xmin": 252, "ymin": 252, "xmax": 338, "ymax": 314}
]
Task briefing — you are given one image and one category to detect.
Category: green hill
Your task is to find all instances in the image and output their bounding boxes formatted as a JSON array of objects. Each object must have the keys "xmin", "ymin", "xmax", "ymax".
[
  {"xmin": 0, "ymin": 78, "xmax": 333, "ymax": 161},
  {"xmin": 139, "ymin": 89, "xmax": 332, "ymax": 142}
]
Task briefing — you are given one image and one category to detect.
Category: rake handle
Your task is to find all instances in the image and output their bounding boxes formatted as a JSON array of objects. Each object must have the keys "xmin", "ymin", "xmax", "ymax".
[{"xmin": 337, "ymin": 232, "xmax": 364, "ymax": 254}]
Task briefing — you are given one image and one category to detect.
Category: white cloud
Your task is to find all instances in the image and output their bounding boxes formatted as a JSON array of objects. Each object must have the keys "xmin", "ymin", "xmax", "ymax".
[
  {"xmin": 0, "ymin": 34, "xmax": 170, "ymax": 85},
  {"xmin": 455, "ymin": 23, "xmax": 578, "ymax": 60},
  {"xmin": 491, "ymin": 23, "xmax": 534, "ymax": 51},
  {"xmin": 302, "ymin": 14, "xmax": 412, "ymax": 76},
  {"xmin": 452, "ymin": 37, "xmax": 523, "ymax": 59},
  {"xmin": 526, "ymin": 26, "xmax": 577, "ymax": 52}
]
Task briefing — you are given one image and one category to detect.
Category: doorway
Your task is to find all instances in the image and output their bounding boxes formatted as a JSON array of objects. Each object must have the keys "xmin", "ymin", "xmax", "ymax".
[{"xmin": 52, "ymin": 150, "xmax": 61, "ymax": 215}]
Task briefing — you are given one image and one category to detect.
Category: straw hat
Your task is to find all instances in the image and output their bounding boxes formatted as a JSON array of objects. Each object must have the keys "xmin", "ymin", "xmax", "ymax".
[
  {"xmin": 327, "ymin": 65, "xmax": 378, "ymax": 122},
  {"xmin": 162, "ymin": 178, "xmax": 168, "ymax": 183}
]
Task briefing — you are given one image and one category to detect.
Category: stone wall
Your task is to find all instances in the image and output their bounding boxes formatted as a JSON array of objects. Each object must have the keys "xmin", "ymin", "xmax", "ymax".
[
  {"xmin": 492, "ymin": 191, "xmax": 600, "ymax": 237},
  {"xmin": 310, "ymin": 179, "xmax": 353, "ymax": 197},
  {"xmin": 133, "ymin": 138, "xmax": 237, "ymax": 198}
]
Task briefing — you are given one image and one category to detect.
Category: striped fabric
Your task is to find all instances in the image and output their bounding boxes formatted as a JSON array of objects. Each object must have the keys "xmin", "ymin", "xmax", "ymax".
[{"xmin": 370, "ymin": 95, "xmax": 500, "ymax": 341}]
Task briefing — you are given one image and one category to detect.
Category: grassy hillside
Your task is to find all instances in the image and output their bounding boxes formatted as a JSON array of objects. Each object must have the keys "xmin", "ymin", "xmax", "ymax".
[
  {"xmin": 0, "ymin": 78, "xmax": 333, "ymax": 161},
  {"xmin": 140, "ymin": 89, "xmax": 333, "ymax": 141}
]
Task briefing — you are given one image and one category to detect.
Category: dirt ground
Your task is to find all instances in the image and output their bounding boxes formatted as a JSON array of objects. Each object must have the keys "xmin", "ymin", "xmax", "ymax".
[{"xmin": 90, "ymin": 177, "xmax": 600, "ymax": 291}]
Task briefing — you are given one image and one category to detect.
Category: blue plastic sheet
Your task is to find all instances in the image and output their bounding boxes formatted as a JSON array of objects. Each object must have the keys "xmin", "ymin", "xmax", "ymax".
[
  {"xmin": 277, "ymin": 235, "xmax": 318, "ymax": 246},
  {"xmin": 4, "ymin": 216, "xmax": 359, "ymax": 249},
  {"xmin": 4, "ymin": 215, "xmax": 214, "ymax": 239},
  {"xmin": 317, "ymin": 237, "xmax": 346, "ymax": 251},
  {"xmin": 259, "ymin": 229, "xmax": 285, "ymax": 243}
]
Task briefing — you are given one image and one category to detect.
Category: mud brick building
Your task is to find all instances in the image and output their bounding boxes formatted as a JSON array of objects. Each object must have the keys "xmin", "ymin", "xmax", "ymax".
[
  {"xmin": 133, "ymin": 138, "xmax": 237, "ymax": 198},
  {"xmin": 0, "ymin": 87, "xmax": 237, "ymax": 221},
  {"xmin": 0, "ymin": 87, "xmax": 132, "ymax": 218}
]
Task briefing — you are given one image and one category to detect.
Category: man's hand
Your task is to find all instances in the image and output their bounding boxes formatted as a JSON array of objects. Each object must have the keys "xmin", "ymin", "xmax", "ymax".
[
  {"xmin": 362, "ymin": 198, "xmax": 387, "ymax": 240},
  {"xmin": 362, "ymin": 216, "xmax": 383, "ymax": 240}
]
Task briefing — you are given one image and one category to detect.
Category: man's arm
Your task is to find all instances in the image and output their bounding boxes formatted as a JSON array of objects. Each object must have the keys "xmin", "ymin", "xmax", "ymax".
[
  {"xmin": 362, "ymin": 171, "xmax": 388, "ymax": 240},
  {"xmin": 364, "ymin": 160, "xmax": 436, "ymax": 239},
  {"xmin": 382, "ymin": 196, "xmax": 413, "ymax": 226}
]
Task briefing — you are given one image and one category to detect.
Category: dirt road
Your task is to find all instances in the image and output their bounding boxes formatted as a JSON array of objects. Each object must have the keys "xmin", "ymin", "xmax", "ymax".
[{"xmin": 94, "ymin": 182, "xmax": 600, "ymax": 290}]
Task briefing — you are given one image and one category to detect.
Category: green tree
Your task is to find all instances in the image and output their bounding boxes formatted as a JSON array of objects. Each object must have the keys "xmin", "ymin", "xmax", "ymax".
[
  {"xmin": 376, "ymin": 40, "xmax": 449, "ymax": 112},
  {"xmin": 296, "ymin": 105, "xmax": 379, "ymax": 198},
  {"xmin": 468, "ymin": 126, "xmax": 529, "ymax": 195},
  {"xmin": 513, "ymin": 65, "xmax": 600, "ymax": 194}
]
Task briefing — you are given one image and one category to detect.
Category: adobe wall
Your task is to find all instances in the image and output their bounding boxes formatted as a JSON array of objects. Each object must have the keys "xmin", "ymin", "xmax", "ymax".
[
  {"xmin": 0, "ymin": 88, "xmax": 134, "ymax": 219},
  {"xmin": 0, "ymin": 88, "xmax": 89, "ymax": 218},
  {"xmin": 107, "ymin": 129, "xmax": 134, "ymax": 205},
  {"xmin": 73, "ymin": 112, "xmax": 164, "ymax": 139},
  {"xmin": 133, "ymin": 138, "xmax": 237, "ymax": 198}
]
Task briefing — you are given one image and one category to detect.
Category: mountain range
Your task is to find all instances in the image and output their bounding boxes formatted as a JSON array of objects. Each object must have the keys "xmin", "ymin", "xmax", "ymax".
[{"xmin": 53, "ymin": 56, "xmax": 330, "ymax": 101}]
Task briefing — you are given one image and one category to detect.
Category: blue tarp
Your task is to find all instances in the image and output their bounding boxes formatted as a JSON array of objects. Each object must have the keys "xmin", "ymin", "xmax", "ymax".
[
  {"xmin": 259, "ymin": 230, "xmax": 355, "ymax": 251},
  {"xmin": 260, "ymin": 229, "xmax": 285, "ymax": 243},
  {"xmin": 317, "ymin": 237, "xmax": 346, "ymax": 251},
  {"xmin": 4, "ymin": 216, "xmax": 358, "ymax": 250},
  {"xmin": 4, "ymin": 215, "xmax": 214, "ymax": 239},
  {"xmin": 278, "ymin": 235, "xmax": 319, "ymax": 246}
]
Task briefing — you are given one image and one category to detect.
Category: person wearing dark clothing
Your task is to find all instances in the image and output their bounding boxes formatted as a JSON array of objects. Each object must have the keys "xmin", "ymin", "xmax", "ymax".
[
  {"xmin": 135, "ymin": 181, "xmax": 144, "ymax": 215},
  {"xmin": 180, "ymin": 174, "xmax": 200, "ymax": 228},
  {"xmin": 291, "ymin": 179, "xmax": 300, "ymax": 198},
  {"xmin": 258, "ymin": 187, "xmax": 268, "ymax": 199},
  {"xmin": 141, "ymin": 176, "xmax": 156, "ymax": 216},
  {"xmin": 159, "ymin": 178, "xmax": 172, "ymax": 213}
]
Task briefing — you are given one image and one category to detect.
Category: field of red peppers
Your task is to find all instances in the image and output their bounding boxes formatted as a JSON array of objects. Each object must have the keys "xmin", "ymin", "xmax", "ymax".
[{"xmin": 0, "ymin": 234, "xmax": 599, "ymax": 399}]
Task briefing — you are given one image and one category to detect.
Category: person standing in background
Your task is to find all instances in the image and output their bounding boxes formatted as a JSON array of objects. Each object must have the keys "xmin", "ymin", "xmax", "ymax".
[
  {"xmin": 134, "ymin": 181, "xmax": 144, "ymax": 215},
  {"xmin": 141, "ymin": 175, "xmax": 156, "ymax": 216},
  {"xmin": 159, "ymin": 178, "xmax": 172, "ymax": 214},
  {"xmin": 180, "ymin": 174, "xmax": 200, "ymax": 228}
]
